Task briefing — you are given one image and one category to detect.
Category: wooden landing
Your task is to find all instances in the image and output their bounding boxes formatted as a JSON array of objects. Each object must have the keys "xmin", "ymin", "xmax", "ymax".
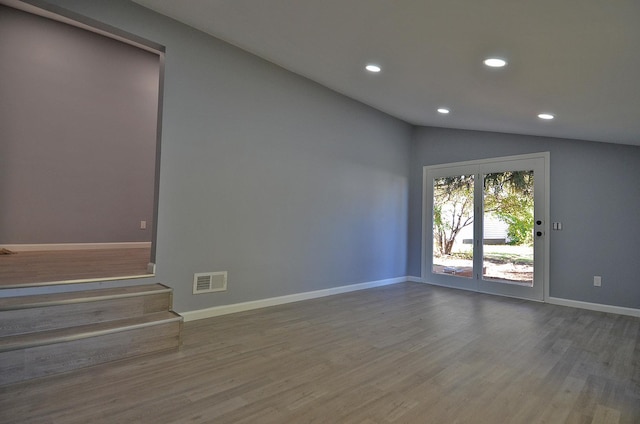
[{"xmin": 0, "ymin": 248, "xmax": 152, "ymax": 288}]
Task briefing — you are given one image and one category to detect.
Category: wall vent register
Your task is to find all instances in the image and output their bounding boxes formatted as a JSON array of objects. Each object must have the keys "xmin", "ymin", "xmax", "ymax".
[{"xmin": 193, "ymin": 271, "xmax": 227, "ymax": 294}]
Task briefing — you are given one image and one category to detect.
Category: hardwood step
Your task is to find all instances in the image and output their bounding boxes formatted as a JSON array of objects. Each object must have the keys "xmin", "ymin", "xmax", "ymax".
[
  {"xmin": 0, "ymin": 283, "xmax": 172, "ymax": 311},
  {"xmin": 0, "ymin": 283, "xmax": 173, "ymax": 337},
  {"xmin": 0, "ymin": 311, "xmax": 182, "ymax": 386}
]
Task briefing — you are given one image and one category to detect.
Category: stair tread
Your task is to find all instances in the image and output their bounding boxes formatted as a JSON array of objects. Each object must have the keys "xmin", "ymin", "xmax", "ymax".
[
  {"xmin": 0, "ymin": 311, "xmax": 182, "ymax": 353},
  {"xmin": 0, "ymin": 283, "xmax": 171, "ymax": 311}
]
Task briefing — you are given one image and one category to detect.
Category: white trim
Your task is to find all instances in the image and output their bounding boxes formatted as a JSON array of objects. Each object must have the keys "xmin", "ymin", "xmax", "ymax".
[
  {"xmin": 543, "ymin": 152, "xmax": 551, "ymax": 301},
  {"xmin": 421, "ymin": 152, "xmax": 550, "ymax": 302},
  {"xmin": 548, "ymin": 297, "xmax": 640, "ymax": 318},
  {"xmin": 407, "ymin": 276, "xmax": 423, "ymax": 283},
  {"xmin": 0, "ymin": 242, "xmax": 152, "ymax": 252},
  {"xmin": 421, "ymin": 166, "xmax": 428, "ymax": 285},
  {"xmin": 416, "ymin": 280, "xmax": 640, "ymax": 316},
  {"xmin": 180, "ymin": 277, "xmax": 407, "ymax": 322},
  {"xmin": 422, "ymin": 152, "xmax": 551, "ymax": 171}
]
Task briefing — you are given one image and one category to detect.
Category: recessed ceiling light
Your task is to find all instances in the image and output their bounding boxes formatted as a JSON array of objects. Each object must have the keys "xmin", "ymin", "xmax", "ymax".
[
  {"xmin": 538, "ymin": 113, "xmax": 555, "ymax": 120},
  {"xmin": 437, "ymin": 108, "xmax": 450, "ymax": 114},
  {"xmin": 484, "ymin": 58, "xmax": 507, "ymax": 68},
  {"xmin": 365, "ymin": 64, "xmax": 381, "ymax": 73}
]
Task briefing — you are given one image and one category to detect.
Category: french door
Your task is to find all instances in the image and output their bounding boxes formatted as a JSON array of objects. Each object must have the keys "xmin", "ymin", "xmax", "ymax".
[{"xmin": 423, "ymin": 154, "xmax": 548, "ymax": 301}]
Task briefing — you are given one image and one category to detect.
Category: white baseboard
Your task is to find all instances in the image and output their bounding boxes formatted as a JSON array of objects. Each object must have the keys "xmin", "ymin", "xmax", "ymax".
[
  {"xmin": 548, "ymin": 297, "xmax": 640, "ymax": 318},
  {"xmin": 180, "ymin": 276, "xmax": 408, "ymax": 322},
  {"xmin": 178, "ymin": 277, "xmax": 640, "ymax": 322},
  {"xmin": 406, "ymin": 278, "xmax": 639, "ymax": 318},
  {"xmin": 0, "ymin": 242, "xmax": 152, "ymax": 252}
]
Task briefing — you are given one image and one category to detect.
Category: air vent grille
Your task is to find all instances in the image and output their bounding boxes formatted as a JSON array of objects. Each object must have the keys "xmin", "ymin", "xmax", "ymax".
[{"xmin": 193, "ymin": 271, "xmax": 227, "ymax": 294}]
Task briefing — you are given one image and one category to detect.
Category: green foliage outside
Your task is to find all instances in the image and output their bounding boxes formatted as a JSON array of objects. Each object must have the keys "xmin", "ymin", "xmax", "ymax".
[
  {"xmin": 484, "ymin": 171, "xmax": 534, "ymax": 246},
  {"xmin": 433, "ymin": 170, "xmax": 534, "ymax": 255},
  {"xmin": 433, "ymin": 175, "xmax": 474, "ymax": 255}
]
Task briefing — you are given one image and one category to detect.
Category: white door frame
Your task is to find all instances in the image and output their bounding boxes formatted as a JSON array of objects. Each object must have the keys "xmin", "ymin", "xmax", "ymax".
[{"xmin": 421, "ymin": 152, "xmax": 550, "ymax": 302}]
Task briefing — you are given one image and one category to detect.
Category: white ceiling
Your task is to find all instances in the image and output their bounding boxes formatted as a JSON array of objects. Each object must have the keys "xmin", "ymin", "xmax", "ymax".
[{"xmin": 133, "ymin": 0, "xmax": 640, "ymax": 146}]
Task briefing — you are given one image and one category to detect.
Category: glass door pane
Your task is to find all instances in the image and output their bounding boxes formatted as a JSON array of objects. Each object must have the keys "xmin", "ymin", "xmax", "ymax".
[
  {"xmin": 432, "ymin": 174, "xmax": 474, "ymax": 278},
  {"xmin": 425, "ymin": 155, "xmax": 546, "ymax": 301},
  {"xmin": 482, "ymin": 170, "xmax": 534, "ymax": 286}
]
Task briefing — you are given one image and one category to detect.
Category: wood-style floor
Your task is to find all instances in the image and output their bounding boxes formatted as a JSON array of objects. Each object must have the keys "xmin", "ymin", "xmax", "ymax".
[
  {"xmin": 1, "ymin": 282, "xmax": 638, "ymax": 423},
  {"xmin": 0, "ymin": 248, "xmax": 152, "ymax": 287}
]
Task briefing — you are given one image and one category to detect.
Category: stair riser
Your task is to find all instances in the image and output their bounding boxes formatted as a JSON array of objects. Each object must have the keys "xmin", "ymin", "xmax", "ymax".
[
  {"xmin": 0, "ymin": 320, "xmax": 181, "ymax": 386},
  {"xmin": 0, "ymin": 293, "xmax": 171, "ymax": 337}
]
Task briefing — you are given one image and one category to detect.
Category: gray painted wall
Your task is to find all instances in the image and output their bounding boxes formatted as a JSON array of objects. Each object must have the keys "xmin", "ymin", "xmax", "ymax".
[
  {"xmin": 5, "ymin": 0, "xmax": 637, "ymax": 314},
  {"xmin": 0, "ymin": 5, "xmax": 158, "ymax": 244},
  {"xmin": 35, "ymin": 0, "xmax": 411, "ymax": 312},
  {"xmin": 408, "ymin": 127, "xmax": 640, "ymax": 309}
]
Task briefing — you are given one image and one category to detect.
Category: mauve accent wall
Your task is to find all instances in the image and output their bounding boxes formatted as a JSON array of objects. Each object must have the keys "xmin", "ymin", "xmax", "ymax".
[
  {"xmin": 33, "ymin": 0, "xmax": 411, "ymax": 313},
  {"xmin": 0, "ymin": 5, "xmax": 158, "ymax": 244}
]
